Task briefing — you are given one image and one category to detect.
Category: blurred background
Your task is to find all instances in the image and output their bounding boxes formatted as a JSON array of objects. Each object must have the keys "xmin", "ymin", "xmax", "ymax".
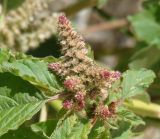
[{"xmin": 0, "ymin": 0, "xmax": 160, "ymax": 138}]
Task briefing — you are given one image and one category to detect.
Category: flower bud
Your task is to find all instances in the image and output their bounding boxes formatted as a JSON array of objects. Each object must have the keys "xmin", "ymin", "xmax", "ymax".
[
  {"xmin": 100, "ymin": 70, "xmax": 111, "ymax": 79},
  {"xmin": 48, "ymin": 63, "xmax": 61, "ymax": 72},
  {"xmin": 64, "ymin": 78, "xmax": 78, "ymax": 90},
  {"xmin": 111, "ymin": 71, "xmax": 121, "ymax": 80},
  {"xmin": 75, "ymin": 92, "xmax": 84, "ymax": 102},
  {"xmin": 63, "ymin": 100, "xmax": 73, "ymax": 109},
  {"xmin": 58, "ymin": 15, "xmax": 69, "ymax": 25},
  {"xmin": 95, "ymin": 105, "xmax": 111, "ymax": 119}
]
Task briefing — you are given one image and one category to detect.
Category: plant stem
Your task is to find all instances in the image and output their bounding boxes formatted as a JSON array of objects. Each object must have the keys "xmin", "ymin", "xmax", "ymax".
[
  {"xmin": 125, "ymin": 99, "xmax": 160, "ymax": 119},
  {"xmin": 39, "ymin": 104, "xmax": 47, "ymax": 122},
  {"xmin": 61, "ymin": 0, "xmax": 98, "ymax": 16},
  {"xmin": 47, "ymin": 93, "xmax": 70, "ymax": 102},
  {"xmin": 47, "ymin": 93, "xmax": 70, "ymax": 112},
  {"xmin": 49, "ymin": 100, "xmax": 62, "ymax": 112}
]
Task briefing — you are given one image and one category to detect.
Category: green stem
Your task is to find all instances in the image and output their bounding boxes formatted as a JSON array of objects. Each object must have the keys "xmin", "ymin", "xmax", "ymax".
[
  {"xmin": 49, "ymin": 100, "xmax": 62, "ymax": 112},
  {"xmin": 125, "ymin": 99, "xmax": 160, "ymax": 119},
  {"xmin": 39, "ymin": 104, "xmax": 47, "ymax": 122},
  {"xmin": 61, "ymin": 0, "xmax": 98, "ymax": 16}
]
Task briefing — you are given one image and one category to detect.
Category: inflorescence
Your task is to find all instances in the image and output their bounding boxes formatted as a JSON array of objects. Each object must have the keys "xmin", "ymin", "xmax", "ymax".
[
  {"xmin": 0, "ymin": 0, "xmax": 57, "ymax": 52},
  {"xmin": 48, "ymin": 15, "xmax": 121, "ymax": 120}
]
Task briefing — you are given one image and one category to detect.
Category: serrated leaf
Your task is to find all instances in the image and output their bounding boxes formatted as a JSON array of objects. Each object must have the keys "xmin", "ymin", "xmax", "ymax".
[
  {"xmin": 50, "ymin": 115, "xmax": 77, "ymax": 139},
  {"xmin": 0, "ymin": 125, "xmax": 46, "ymax": 139},
  {"xmin": 121, "ymin": 69, "xmax": 155, "ymax": 99},
  {"xmin": 118, "ymin": 107, "xmax": 145, "ymax": 126},
  {"xmin": 68, "ymin": 120, "xmax": 91, "ymax": 139},
  {"xmin": 31, "ymin": 119, "xmax": 58, "ymax": 138},
  {"xmin": 89, "ymin": 121, "xmax": 110, "ymax": 139},
  {"xmin": 0, "ymin": 57, "xmax": 63, "ymax": 96},
  {"xmin": 0, "ymin": 73, "xmax": 45, "ymax": 136},
  {"xmin": 111, "ymin": 121, "xmax": 133, "ymax": 139},
  {"xmin": 111, "ymin": 107, "xmax": 144, "ymax": 139},
  {"xmin": 128, "ymin": 10, "xmax": 160, "ymax": 45}
]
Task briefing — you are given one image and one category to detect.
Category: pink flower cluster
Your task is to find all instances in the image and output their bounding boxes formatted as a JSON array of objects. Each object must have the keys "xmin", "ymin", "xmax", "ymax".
[
  {"xmin": 64, "ymin": 79, "xmax": 79, "ymax": 90},
  {"xmin": 48, "ymin": 15, "xmax": 122, "ymax": 120}
]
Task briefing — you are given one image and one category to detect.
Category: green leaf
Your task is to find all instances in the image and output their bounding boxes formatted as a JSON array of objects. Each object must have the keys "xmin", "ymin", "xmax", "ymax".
[
  {"xmin": 0, "ymin": 73, "xmax": 45, "ymax": 136},
  {"xmin": 118, "ymin": 107, "xmax": 145, "ymax": 126},
  {"xmin": 121, "ymin": 69, "xmax": 155, "ymax": 99},
  {"xmin": 111, "ymin": 107, "xmax": 144, "ymax": 139},
  {"xmin": 0, "ymin": 56, "xmax": 63, "ymax": 96},
  {"xmin": 67, "ymin": 120, "xmax": 91, "ymax": 139},
  {"xmin": 31, "ymin": 119, "xmax": 58, "ymax": 138},
  {"xmin": 111, "ymin": 121, "xmax": 133, "ymax": 139},
  {"xmin": 128, "ymin": 10, "xmax": 160, "ymax": 45},
  {"xmin": 0, "ymin": 125, "xmax": 46, "ymax": 139},
  {"xmin": 50, "ymin": 115, "xmax": 77, "ymax": 139},
  {"xmin": 32, "ymin": 117, "xmax": 92, "ymax": 139},
  {"xmin": 89, "ymin": 121, "xmax": 110, "ymax": 139},
  {"xmin": 129, "ymin": 45, "xmax": 160, "ymax": 69}
]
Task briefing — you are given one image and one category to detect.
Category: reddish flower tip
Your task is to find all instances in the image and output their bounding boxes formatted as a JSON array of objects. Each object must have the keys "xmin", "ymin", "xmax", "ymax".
[
  {"xmin": 100, "ymin": 70, "xmax": 111, "ymax": 79},
  {"xmin": 48, "ymin": 63, "xmax": 61, "ymax": 72},
  {"xmin": 64, "ymin": 79, "xmax": 78, "ymax": 90},
  {"xmin": 111, "ymin": 71, "xmax": 121, "ymax": 80},
  {"xmin": 63, "ymin": 100, "xmax": 73, "ymax": 109},
  {"xmin": 58, "ymin": 15, "xmax": 68, "ymax": 25}
]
